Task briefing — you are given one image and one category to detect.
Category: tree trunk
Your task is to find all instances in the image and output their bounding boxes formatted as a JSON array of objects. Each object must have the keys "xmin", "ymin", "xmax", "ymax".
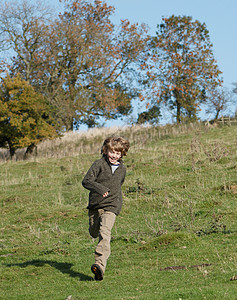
[
  {"xmin": 24, "ymin": 143, "xmax": 37, "ymax": 160},
  {"xmin": 65, "ymin": 119, "xmax": 74, "ymax": 131},
  {"xmin": 176, "ymin": 100, "xmax": 181, "ymax": 124},
  {"xmin": 214, "ymin": 109, "xmax": 221, "ymax": 121},
  {"xmin": 9, "ymin": 146, "xmax": 16, "ymax": 160}
]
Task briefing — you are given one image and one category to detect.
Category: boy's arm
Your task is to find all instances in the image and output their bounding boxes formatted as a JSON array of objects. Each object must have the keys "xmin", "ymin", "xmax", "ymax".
[
  {"xmin": 121, "ymin": 168, "xmax": 126, "ymax": 185},
  {"xmin": 82, "ymin": 162, "xmax": 109, "ymax": 196}
]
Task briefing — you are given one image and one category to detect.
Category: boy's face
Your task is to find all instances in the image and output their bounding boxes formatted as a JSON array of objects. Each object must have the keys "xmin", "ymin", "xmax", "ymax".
[{"xmin": 107, "ymin": 149, "xmax": 121, "ymax": 165}]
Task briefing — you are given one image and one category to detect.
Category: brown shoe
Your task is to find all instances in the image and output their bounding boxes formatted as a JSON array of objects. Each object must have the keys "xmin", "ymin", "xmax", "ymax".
[{"xmin": 91, "ymin": 264, "xmax": 103, "ymax": 281}]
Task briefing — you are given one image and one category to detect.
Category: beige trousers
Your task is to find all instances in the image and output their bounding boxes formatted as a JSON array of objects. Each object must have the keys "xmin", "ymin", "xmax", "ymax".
[{"xmin": 88, "ymin": 209, "xmax": 116, "ymax": 274}]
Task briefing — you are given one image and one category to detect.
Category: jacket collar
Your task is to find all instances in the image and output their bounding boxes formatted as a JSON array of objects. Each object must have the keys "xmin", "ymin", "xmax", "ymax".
[{"xmin": 102, "ymin": 154, "xmax": 123, "ymax": 166}]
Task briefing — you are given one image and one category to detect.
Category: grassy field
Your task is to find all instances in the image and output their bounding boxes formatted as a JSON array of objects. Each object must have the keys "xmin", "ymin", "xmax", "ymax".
[{"xmin": 0, "ymin": 123, "xmax": 237, "ymax": 299}]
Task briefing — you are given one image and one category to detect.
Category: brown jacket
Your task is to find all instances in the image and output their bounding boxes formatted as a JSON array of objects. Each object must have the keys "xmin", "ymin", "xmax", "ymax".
[{"xmin": 82, "ymin": 155, "xmax": 126, "ymax": 215}]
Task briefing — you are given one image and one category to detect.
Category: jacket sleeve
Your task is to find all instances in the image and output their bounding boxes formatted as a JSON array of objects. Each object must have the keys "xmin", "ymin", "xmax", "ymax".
[
  {"xmin": 121, "ymin": 167, "xmax": 126, "ymax": 185},
  {"xmin": 82, "ymin": 161, "xmax": 109, "ymax": 196}
]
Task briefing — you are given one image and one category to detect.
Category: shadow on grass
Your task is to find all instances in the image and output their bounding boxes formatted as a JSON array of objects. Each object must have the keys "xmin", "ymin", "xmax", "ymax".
[{"xmin": 6, "ymin": 260, "xmax": 93, "ymax": 281}]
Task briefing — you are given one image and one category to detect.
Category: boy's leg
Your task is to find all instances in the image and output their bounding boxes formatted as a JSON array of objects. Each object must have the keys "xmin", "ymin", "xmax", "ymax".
[
  {"xmin": 94, "ymin": 209, "xmax": 116, "ymax": 275},
  {"xmin": 88, "ymin": 209, "xmax": 100, "ymax": 238}
]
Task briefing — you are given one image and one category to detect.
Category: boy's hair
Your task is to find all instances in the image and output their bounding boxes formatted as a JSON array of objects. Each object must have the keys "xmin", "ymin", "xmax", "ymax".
[{"xmin": 101, "ymin": 136, "xmax": 130, "ymax": 157}]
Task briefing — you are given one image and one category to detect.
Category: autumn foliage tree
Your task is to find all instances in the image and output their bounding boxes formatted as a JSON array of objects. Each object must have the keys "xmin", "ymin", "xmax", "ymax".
[
  {"xmin": 0, "ymin": 0, "xmax": 150, "ymax": 130},
  {"xmin": 0, "ymin": 74, "xmax": 58, "ymax": 158},
  {"xmin": 0, "ymin": 2, "xmax": 225, "ymax": 129},
  {"xmin": 150, "ymin": 15, "xmax": 222, "ymax": 123}
]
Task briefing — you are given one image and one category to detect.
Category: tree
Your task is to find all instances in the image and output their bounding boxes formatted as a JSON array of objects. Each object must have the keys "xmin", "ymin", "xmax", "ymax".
[
  {"xmin": 0, "ymin": 0, "xmax": 53, "ymax": 82},
  {"xmin": 232, "ymin": 83, "xmax": 237, "ymax": 116},
  {"xmin": 0, "ymin": 0, "xmax": 150, "ymax": 131},
  {"xmin": 0, "ymin": 74, "xmax": 58, "ymax": 158},
  {"xmin": 137, "ymin": 104, "xmax": 161, "ymax": 125},
  {"xmin": 41, "ymin": 0, "xmax": 150, "ymax": 130},
  {"xmin": 150, "ymin": 15, "xmax": 222, "ymax": 123},
  {"xmin": 205, "ymin": 86, "xmax": 233, "ymax": 121}
]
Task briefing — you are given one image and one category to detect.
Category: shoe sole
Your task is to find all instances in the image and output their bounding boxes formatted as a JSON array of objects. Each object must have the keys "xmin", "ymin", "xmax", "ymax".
[{"xmin": 91, "ymin": 264, "xmax": 103, "ymax": 281}]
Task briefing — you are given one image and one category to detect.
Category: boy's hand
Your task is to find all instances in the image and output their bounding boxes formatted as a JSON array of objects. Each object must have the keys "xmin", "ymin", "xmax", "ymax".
[{"xmin": 103, "ymin": 191, "xmax": 109, "ymax": 198}]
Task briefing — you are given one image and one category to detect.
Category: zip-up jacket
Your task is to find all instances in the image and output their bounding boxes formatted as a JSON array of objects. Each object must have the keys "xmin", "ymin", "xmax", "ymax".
[{"xmin": 82, "ymin": 155, "xmax": 126, "ymax": 215}]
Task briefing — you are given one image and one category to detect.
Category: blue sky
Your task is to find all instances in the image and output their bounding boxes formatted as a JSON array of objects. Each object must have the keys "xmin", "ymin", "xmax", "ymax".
[
  {"xmin": 50, "ymin": 0, "xmax": 237, "ymax": 126},
  {"xmin": 103, "ymin": 0, "xmax": 237, "ymax": 125},
  {"xmin": 106, "ymin": 0, "xmax": 237, "ymax": 89}
]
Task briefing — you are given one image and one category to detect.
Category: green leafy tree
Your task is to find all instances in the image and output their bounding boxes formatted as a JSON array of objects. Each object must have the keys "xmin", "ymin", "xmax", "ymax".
[
  {"xmin": 137, "ymin": 104, "xmax": 161, "ymax": 125},
  {"xmin": 0, "ymin": 74, "xmax": 59, "ymax": 158},
  {"xmin": 151, "ymin": 15, "xmax": 222, "ymax": 123}
]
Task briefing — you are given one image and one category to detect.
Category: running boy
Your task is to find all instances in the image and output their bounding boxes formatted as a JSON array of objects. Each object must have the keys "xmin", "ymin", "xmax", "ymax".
[{"xmin": 82, "ymin": 136, "xmax": 130, "ymax": 281}]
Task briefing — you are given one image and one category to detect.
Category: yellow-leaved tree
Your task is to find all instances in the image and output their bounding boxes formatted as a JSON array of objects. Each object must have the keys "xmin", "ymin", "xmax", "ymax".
[{"xmin": 0, "ymin": 74, "xmax": 59, "ymax": 158}]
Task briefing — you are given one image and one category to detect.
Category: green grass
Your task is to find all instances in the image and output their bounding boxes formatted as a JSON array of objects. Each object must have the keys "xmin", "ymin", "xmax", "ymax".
[{"xmin": 0, "ymin": 123, "xmax": 237, "ymax": 299}]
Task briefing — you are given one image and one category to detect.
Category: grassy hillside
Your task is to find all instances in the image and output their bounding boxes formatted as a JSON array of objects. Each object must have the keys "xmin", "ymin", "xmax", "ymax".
[{"xmin": 0, "ymin": 123, "xmax": 237, "ymax": 299}]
